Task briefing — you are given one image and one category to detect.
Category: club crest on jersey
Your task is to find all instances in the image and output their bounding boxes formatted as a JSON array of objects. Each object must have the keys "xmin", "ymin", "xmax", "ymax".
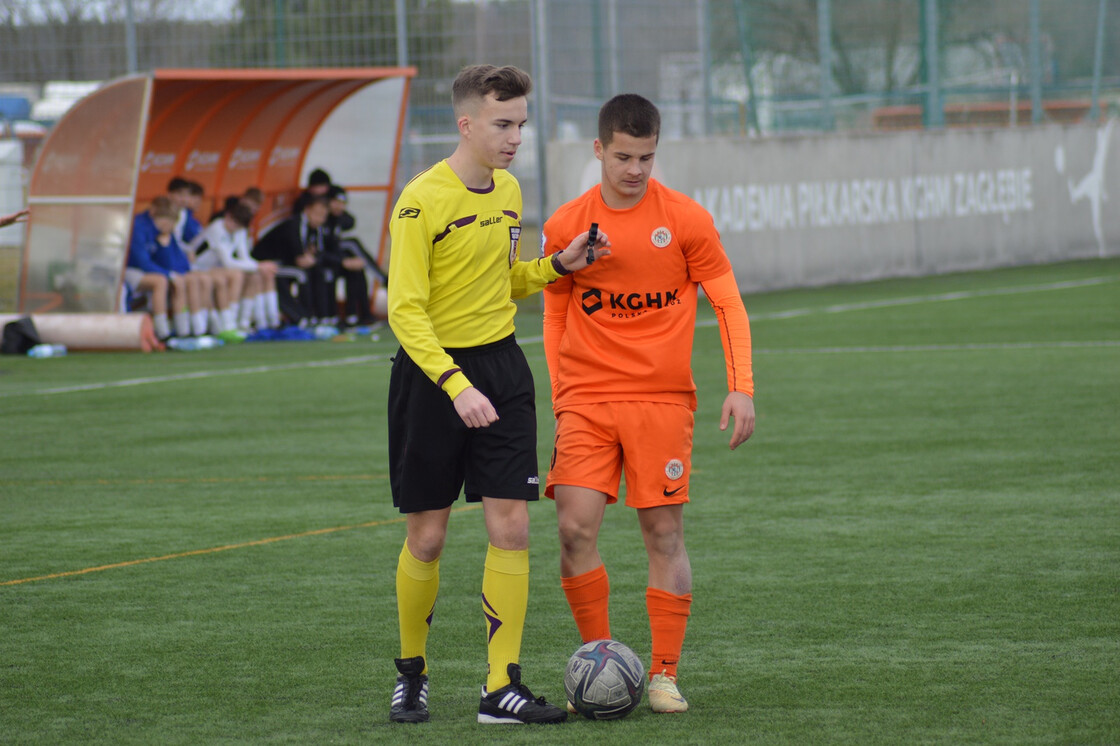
[
  {"xmin": 665, "ymin": 459, "xmax": 684, "ymax": 480},
  {"xmin": 651, "ymin": 226, "xmax": 672, "ymax": 248},
  {"xmin": 508, "ymin": 226, "xmax": 522, "ymax": 266}
]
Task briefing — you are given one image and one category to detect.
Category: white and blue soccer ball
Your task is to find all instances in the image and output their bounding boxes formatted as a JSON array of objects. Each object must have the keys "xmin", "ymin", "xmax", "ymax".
[{"xmin": 564, "ymin": 639, "xmax": 645, "ymax": 720}]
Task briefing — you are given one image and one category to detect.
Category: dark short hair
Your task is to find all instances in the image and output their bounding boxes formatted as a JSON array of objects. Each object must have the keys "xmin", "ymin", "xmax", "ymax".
[
  {"xmin": 187, "ymin": 180, "xmax": 204, "ymax": 197},
  {"xmin": 308, "ymin": 168, "xmax": 331, "ymax": 188},
  {"xmin": 303, "ymin": 194, "xmax": 330, "ymax": 211},
  {"xmin": 228, "ymin": 202, "xmax": 253, "ymax": 228},
  {"xmin": 328, "ymin": 185, "xmax": 347, "ymax": 202},
  {"xmin": 167, "ymin": 176, "xmax": 191, "ymax": 193},
  {"xmin": 598, "ymin": 94, "xmax": 661, "ymax": 147},
  {"xmin": 242, "ymin": 186, "xmax": 263, "ymax": 203},
  {"xmin": 452, "ymin": 64, "xmax": 532, "ymax": 114}
]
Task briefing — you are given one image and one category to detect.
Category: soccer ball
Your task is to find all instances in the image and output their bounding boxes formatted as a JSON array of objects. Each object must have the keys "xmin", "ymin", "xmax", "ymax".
[{"xmin": 564, "ymin": 639, "xmax": 645, "ymax": 720}]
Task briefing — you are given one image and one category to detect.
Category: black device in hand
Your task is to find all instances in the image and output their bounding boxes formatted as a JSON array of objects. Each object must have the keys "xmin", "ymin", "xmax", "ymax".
[{"xmin": 586, "ymin": 222, "xmax": 599, "ymax": 265}]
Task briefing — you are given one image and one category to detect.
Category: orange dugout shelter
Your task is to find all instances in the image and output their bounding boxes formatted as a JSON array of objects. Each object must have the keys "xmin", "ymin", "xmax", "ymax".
[{"xmin": 19, "ymin": 67, "xmax": 415, "ymax": 315}]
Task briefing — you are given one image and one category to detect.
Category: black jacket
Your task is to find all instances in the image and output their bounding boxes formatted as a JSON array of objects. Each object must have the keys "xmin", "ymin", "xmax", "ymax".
[{"xmin": 251, "ymin": 215, "xmax": 322, "ymax": 267}]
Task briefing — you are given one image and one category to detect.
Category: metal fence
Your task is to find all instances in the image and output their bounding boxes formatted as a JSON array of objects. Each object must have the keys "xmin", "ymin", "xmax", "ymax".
[
  {"xmin": 0, "ymin": 0, "xmax": 1116, "ymax": 224},
  {"xmin": 2, "ymin": 0, "xmax": 1116, "ymax": 135}
]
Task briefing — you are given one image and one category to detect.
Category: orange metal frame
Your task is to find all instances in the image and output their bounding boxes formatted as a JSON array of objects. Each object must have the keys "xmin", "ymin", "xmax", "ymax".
[{"xmin": 20, "ymin": 67, "xmax": 416, "ymax": 313}]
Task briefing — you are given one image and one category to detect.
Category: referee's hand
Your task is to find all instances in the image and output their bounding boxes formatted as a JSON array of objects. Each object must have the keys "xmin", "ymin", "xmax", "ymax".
[
  {"xmin": 556, "ymin": 228, "xmax": 611, "ymax": 273},
  {"xmin": 454, "ymin": 387, "xmax": 499, "ymax": 428}
]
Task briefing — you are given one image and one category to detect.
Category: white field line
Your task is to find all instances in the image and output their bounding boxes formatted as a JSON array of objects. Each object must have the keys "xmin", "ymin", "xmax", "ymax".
[
  {"xmin": 0, "ymin": 354, "xmax": 392, "ymax": 398},
  {"xmin": 701, "ymin": 275, "xmax": 1120, "ymax": 324},
  {"xmin": 4, "ymin": 276, "xmax": 1116, "ymax": 398},
  {"xmin": 753, "ymin": 340, "xmax": 1120, "ymax": 354}
]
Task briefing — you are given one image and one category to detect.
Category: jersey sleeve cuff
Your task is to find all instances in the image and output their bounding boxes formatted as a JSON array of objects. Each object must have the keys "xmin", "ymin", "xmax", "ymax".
[
  {"xmin": 441, "ymin": 371, "xmax": 472, "ymax": 400},
  {"xmin": 550, "ymin": 253, "xmax": 572, "ymax": 277}
]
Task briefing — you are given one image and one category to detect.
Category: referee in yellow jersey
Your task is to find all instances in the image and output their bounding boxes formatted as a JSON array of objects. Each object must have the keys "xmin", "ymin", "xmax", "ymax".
[{"xmin": 385, "ymin": 64, "xmax": 609, "ymax": 725}]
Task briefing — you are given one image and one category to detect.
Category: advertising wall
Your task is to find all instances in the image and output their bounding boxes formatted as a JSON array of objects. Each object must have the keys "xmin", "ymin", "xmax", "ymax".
[{"xmin": 547, "ymin": 121, "xmax": 1118, "ymax": 292}]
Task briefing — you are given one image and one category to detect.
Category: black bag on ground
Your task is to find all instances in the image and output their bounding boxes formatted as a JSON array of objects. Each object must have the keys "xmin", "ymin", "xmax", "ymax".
[{"xmin": 1, "ymin": 317, "xmax": 42, "ymax": 355}]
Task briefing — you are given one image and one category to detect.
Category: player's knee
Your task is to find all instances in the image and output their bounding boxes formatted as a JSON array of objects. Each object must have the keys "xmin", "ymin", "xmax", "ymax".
[
  {"xmin": 488, "ymin": 520, "xmax": 529, "ymax": 551},
  {"xmin": 557, "ymin": 518, "xmax": 597, "ymax": 556},
  {"xmin": 407, "ymin": 530, "xmax": 446, "ymax": 562},
  {"xmin": 643, "ymin": 523, "xmax": 684, "ymax": 559}
]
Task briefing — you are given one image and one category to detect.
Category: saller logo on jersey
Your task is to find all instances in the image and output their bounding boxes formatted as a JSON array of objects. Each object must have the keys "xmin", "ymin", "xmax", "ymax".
[{"xmin": 398, "ymin": 207, "xmax": 421, "ymax": 219}]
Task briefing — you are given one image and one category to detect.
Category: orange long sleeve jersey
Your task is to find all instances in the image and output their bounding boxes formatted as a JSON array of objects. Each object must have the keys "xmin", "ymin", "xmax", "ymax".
[{"xmin": 542, "ymin": 179, "xmax": 753, "ymax": 413}]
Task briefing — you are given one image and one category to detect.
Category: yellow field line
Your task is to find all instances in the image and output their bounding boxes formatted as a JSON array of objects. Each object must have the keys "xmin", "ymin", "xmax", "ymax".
[
  {"xmin": 0, "ymin": 473, "xmax": 388, "ymax": 488},
  {"xmin": 1, "ymin": 505, "xmax": 482, "ymax": 588}
]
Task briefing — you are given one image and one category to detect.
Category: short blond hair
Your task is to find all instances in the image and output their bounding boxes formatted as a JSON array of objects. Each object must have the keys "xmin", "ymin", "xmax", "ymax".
[{"xmin": 148, "ymin": 195, "xmax": 178, "ymax": 222}]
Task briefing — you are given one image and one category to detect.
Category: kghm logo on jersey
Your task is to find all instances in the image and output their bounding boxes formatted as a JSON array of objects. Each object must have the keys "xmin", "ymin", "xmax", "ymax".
[
  {"xmin": 579, "ymin": 286, "xmax": 682, "ymax": 317},
  {"xmin": 651, "ymin": 226, "xmax": 672, "ymax": 248},
  {"xmin": 508, "ymin": 225, "xmax": 522, "ymax": 266}
]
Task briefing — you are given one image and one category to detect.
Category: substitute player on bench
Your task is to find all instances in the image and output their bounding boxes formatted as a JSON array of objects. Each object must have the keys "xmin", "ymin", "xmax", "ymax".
[
  {"xmin": 385, "ymin": 63, "xmax": 608, "ymax": 725},
  {"xmin": 542, "ymin": 93, "xmax": 755, "ymax": 714}
]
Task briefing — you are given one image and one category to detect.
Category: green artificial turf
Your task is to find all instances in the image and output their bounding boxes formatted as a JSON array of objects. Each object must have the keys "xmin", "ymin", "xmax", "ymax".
[{"xmin": 2, "ymin": 258, "xmax": 1117, "ymax": 744}]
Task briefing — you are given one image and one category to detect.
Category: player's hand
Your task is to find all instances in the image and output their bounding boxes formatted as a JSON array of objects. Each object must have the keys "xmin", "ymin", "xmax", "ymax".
[
  {"xmin": 556, "ymin": 228, "xmax": 611, "ymax": 273},
  {"xmin": 296, "ymin": 251, "xmax": 316, "ymax": 268},
  {"xmin": 720, "ymin": 392, "xmax": 755, "ymax": 450},
  {"xmin": 453, "ymin": 386, "xmax": 499, "ymax": 428},
  {"xmin": 0, "ymin": 208, "xmax": 29, "ymax": 228}
]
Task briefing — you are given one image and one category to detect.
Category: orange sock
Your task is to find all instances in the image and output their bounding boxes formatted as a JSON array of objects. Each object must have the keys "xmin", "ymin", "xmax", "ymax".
[
  {"xmin": 646, "ymin": 587, "xmax": 691, "ymax": 680},
  {"xmin": 560, "ymin": 564, "xmax": 611, "ymax": 643}
]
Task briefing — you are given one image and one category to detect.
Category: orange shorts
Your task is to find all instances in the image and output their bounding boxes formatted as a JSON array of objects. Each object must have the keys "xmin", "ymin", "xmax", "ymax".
[{"xmin": 545, "ymin": 401, "xmax": 694, "ymax": 508}]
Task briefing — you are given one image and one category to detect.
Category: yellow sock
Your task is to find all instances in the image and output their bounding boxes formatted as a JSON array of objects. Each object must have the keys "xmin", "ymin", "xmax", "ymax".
[
  {"xmin": 482, "ymin": 544, "xmax": 529, "ymax": 692},
  {"xmin": 396, "ymin": 541, "xmax": 439, "ymax": 673}
]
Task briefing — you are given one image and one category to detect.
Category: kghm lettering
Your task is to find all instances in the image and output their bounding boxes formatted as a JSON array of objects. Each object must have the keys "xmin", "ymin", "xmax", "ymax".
[{"xmin": 609, "ymin": 289, "xmax": 680, "ymax": 311}]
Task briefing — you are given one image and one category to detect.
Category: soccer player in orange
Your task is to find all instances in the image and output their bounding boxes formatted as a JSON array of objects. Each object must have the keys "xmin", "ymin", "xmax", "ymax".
[{"xmin": 542, "ymin": 93, "xmax": 755, "ymax": 714}]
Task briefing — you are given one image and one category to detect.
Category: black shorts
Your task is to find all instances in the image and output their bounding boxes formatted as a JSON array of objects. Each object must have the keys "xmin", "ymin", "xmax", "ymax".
[{"xmin": 388, "ymin": 334, "xmax": 540, "ymax": 513}]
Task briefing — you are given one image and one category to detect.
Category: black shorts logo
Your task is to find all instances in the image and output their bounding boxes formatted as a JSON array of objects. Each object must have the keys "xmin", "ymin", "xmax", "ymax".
[{"xmin": 398, "ymin": 207, "xmax": 421, "ymax": 219}]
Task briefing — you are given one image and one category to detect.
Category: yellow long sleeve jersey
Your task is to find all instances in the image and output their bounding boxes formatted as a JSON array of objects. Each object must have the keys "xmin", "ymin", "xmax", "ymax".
[{"xmin": 387, "ymin": 161, "xmax": 562, "ymax": 400}]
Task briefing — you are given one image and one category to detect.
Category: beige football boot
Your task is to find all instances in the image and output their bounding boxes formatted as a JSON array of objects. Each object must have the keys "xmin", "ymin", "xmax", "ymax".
[{"xmin": 648, "ymin": 671, "xmax": 689, "ymax": 713}]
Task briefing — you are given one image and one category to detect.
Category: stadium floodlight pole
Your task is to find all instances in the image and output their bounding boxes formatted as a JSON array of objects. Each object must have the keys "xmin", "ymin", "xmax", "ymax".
[
  {"xmin": 607, "ymin": 0, "xmax": 621, "ymax": 97},
  {"xmin": 1089, "ymin": 0, "xmax": 1107, "ymax": 121},
  {"xmin": 396, "ymin": 0, "xmax": 412, "ymax": 184},
  {"xmin": 698, "ymin": 0, "xmax": 712, "ymax": 137},
  {"xmin": 1029, "ymin": 0, "xmax": 1042, "ymax": 124},
  {"xmin": 273, "ymin": 0, "xmax": 287, "ymax": 67},
  {"xmin": 922, "ymin": 0, "xmax": 943, "ymax": 128},
  {"xmin": 531, "ymin": 0, "xmax": 550, "ymax": 250},
  {"xmin": 395, "ymin": 0, "xmax": 409, "ymax": 68},
  {"xmin": 817, "ymin": 0, "xmax": 834, "ymax": 131},
  {"xmin": 124, "ymin": 0, "xmax": 138, "ymax": 74}
]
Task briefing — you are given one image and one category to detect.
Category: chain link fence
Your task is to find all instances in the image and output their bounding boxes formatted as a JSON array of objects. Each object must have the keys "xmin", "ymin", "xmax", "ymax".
[{"xmin": 2, "ymin": 0, "xmax": 1116, "ymax": 135}]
